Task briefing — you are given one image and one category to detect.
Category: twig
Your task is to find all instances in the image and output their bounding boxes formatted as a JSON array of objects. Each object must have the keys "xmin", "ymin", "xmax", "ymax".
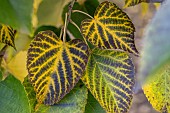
[{"xmin": 63, "ymin": 0, "xmax": 76, "ymax": 42}]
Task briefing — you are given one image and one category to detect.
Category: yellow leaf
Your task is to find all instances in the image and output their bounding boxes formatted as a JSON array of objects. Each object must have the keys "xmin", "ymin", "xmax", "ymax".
[
  {"xmin": 6, "ymin": 51, "xmax": 28, "ymax": 82},
  {"xmin": 124, "ymin": 0, "xmax": 148, "ymax": 7},
  {"xmin": 81, "ymin": 1, "xmax": 139, "ymax": 56},
  {"xmin": 82, "ymin": 48, "xmax": 135, "ymax": 113},
  {"xmin": 27, "ymin": 30, "xmax": 89, "ymax": 105},
  {"xmin": 143, "ymin": 64, "xmax": 170, "ymax": 112},
  {"xmin": 0, "ymin": 24, "xmax": 16, "ymax": 49}
]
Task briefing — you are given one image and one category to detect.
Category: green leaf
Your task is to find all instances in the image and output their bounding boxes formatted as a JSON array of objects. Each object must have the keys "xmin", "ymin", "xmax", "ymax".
[
  {"xmin": 36, "ymin": 81, "xmax": 88, "ymax": 113},
  {"xmin": 23, "ymin": 76, "xmax": 37, "ymax": 113},
  {"xmin": 34, "ymin": 26, "xmax": 61, "ymax": 37},
  {"xmin": 85, "ymin": 91, "xmax": 105, "ymax": 113},
  {"xmin": 143, "ymin": 63, "xmax": 170, "ymax": 112},
  {"xmin": 27, "ymin": 30, "xmax": 89, "ymax": 105},
  {"xmin": 0, "ymin": 74, "xmax": 30, "ymax": 113},
  {"xmin": 81, "ymin": 48, "xmax": 135, "ymax": 113},
  {"xmin": 84, "ymin": 0, "xmax": 99, "ymax": 17},
  {"xmin": 0, "ymin": 24, "xmax": 16, "ymax": 49},
  {"xmin": 81, "ymin": 1, "xmax": 139, "ymax": 56},
  {"xmin": 139, "ymin": 0, "xmax": 170, "ymax": 80},
  {"xmin": 0, "ymin": 0, "xmax": 33, "ymax": 34},
  {"xmin": 0, "ymin": 70, "xmax": 2, "ymax": 81}
]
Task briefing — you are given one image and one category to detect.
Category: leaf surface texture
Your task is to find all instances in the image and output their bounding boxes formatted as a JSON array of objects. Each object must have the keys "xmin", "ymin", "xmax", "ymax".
[
  {"xmin": 27, "ymin": 30, "xmax": 89, "ymax": 105},
  {"xmin": 82, "ymin": 48, "xmax": 135, "ymax": 113}
]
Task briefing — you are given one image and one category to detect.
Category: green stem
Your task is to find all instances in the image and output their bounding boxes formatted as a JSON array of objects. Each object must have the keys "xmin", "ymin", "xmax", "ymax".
[
  {"xmin": 63, "ymin": 0, "xmax": 76, "ymax": 42},
  {"xmin": 72, "ymin": 10, "xmax": 93, "ymax": 19}
]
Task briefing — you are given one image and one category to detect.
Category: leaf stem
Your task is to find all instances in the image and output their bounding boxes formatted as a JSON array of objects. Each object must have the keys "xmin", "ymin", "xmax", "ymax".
[
  {"xmin": 70, "ymin": 19, "xmax": 89, "ymax": 47},
  {"xmin": 59, "ymin": 26, "xmax": 64, "ymax": 40},
  {"xmin": 63, "ymin": 0, "xmax": 76, "ymax": 42},
  {"xmin": 72, "ymin": 10, "xmax": 93, "ymax": 19},
  {"xmin": 63, "ymin": 13, "xmax": 68, "ymax": 42}
]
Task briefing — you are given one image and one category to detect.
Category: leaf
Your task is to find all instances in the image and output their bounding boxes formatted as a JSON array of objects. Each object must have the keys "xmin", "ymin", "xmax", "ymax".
[
  {"xmin": 6, "ymin": 51, "xmax": 28, "ymax": 82},
  {"xmin": 0, "ymin": 0, "xmax": 33, "ymax": 34},
  {"xmin": 27, "ymin": 30, "xmax": 89, "ymax": 105},
  {"xmin": 84, "ymin": 0, "xmax": 99, "ymax": 17},
  {"xmin": 0, "ymin": 24, "xmax": 16, "ymax": 49},
  {"xmin": 23, "ymin": 76, "xmax": 37, "ymax": 113},
  {"xmin": 85, "ymin": 91, "xmax": 105, "ymax": 113},
  {"xmin": 0, "ymin": 74, "xmax": 30, "ymax": 113},
  {"xmin": 139, "ymin": 0, "xmax": 170, "ymax": 80},
  {"xmin": 36, "ymin": 81, "xmax": 88, "ymax": 113},
  {"xmin": 124, "ymin": 0, "xmax": 144, "ymax": 7},
  {"xmin": 0, "ymin": 70, "xmax": 2, "ymax": 81},
  {"xmin": 34, "ymin": 26, "xmax": 61, "ymax": 37},
  {"xmin": 81, "ymin": 1, "xmax": 139, "ymax": 56},
  {"xmin": 143, "ymin": 63, "xmax": 170, "ymax": 112},
  {"xmin": 81, "ymin": 48, "xmax": 135, "ymax": 113}
]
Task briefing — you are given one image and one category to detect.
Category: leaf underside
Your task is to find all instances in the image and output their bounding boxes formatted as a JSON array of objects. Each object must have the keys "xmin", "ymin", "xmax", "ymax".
[
  {"xmin": 143, "ymin": 64, "xmax": 170, "ymax": 112},
  {"xmin": 27, "ymin": 30, "xmax": 89, "ymax": 105},
  {"xmin": 0, "ymin": 24, "xmax": 16, "ymax": 49},
  {"xmin": 82, "ymin": 48, "xmax": 135, "ymax": 113},
  {"xmin": 81, "ymin": 1, "xmax": 139, "ymax": 56}
]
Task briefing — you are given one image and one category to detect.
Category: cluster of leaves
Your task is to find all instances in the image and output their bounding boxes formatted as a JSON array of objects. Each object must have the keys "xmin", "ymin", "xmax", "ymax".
[
  {"xmin": 27, "ymin": 1, "xmax": 139, "ymax": 112},
  {"xmin": 0, "ymin": 0, "xmax": 169, "ymax": 113}
]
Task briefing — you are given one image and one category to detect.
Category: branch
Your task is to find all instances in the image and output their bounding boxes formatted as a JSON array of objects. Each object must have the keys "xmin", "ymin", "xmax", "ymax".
[{"xmin": 63, "ymin": 0, "xmax": 76, "ymax": 42}]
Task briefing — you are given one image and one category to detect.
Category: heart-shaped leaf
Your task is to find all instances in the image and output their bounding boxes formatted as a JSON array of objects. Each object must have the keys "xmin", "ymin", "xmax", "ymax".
[
  {"xmin": 81, "ymin": 1, "xmax": 139, "ymax": 56},
  {"xmin": 81, "ymin": 48, "xmax": 135, "ymax": 113},
  {"xmin": 0, "ymin": 24, "xmax": 16, "ymax": 49},
  {"xmin": 27, "ymin": 30, "xmax": 89, "ymax": 105}
]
